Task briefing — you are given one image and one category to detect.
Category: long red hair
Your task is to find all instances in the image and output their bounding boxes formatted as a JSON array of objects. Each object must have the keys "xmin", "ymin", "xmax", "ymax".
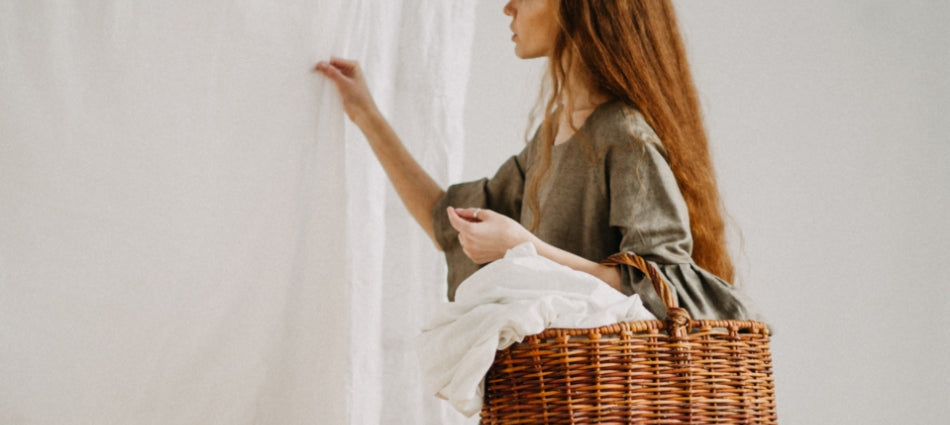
[{"xmin": 527, "ymin": 0, "xmax": 734, "ymax": 282}]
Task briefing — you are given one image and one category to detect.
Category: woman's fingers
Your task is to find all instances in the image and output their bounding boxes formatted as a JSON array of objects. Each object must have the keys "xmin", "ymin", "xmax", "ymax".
[
  {"xmin": 314, "ymin": 57, "xmax": 358, "ymax": 78},
  {"xmin": 314, "ymin": 58, "xmax": 379, "ymax": 122},
  {"xmin": 452, "ymin": 207, "xmax": 485, "ymax": 223},
  {"xmin": 314, "ymin": 57, "xmax": 360, "ymax": 79},
  {"xmin": 445, "ymin": 207, "xmax": 471, "ymax": 232},
  {"xmin": 446, "ymin": 206, "xmax": 534, "ymax": 264},
  {"xmin": 314, "ymin": 62, "xmax": 342, "ymax": 84},
  {"xmin": 447, "ymin": 207, "xmax": 500, "ymax": 264},
  {"xmin": 329, "ymin": 57, "xmax": 360, "ymax": 75}
]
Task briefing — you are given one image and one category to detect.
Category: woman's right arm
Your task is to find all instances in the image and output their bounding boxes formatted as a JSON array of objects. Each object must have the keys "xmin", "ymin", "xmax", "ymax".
[{"xmin": 315, "ymin": 58, "xmax": 445, "ymax": 249}]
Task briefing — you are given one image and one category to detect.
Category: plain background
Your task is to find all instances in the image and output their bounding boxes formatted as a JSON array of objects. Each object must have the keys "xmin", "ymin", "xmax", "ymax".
[{"xmin": 463, "ymin": 1, "xmax": 950, "ymax": 424}]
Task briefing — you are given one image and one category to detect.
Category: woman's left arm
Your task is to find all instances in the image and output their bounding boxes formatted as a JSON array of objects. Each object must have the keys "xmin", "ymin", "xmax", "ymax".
[{"xmin": 445, "ymin": 207, "xmax": 623, "ymax": 292}]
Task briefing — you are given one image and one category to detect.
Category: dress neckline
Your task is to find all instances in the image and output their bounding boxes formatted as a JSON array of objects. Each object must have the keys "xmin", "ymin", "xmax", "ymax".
[{"xmin": 552, "ymin": 99, "xmax": 619, "ymax": 149}]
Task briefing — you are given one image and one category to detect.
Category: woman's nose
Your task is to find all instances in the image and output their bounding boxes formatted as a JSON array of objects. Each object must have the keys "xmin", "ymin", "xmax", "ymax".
[{"xmin": 503, "ymin": 1, "xmax": 514, "ymax": 17}]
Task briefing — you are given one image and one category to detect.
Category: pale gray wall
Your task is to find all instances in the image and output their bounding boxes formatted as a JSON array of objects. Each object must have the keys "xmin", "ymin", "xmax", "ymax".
[{"xmin": 464, "ymin": 1, "xmax": 950, "ymax": 424}]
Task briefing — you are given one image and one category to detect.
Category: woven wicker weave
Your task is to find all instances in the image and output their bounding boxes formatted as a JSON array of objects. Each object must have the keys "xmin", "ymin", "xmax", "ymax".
[{"xmin": 480, "ymin": 253, "xmax": 776, "ymax": 424}]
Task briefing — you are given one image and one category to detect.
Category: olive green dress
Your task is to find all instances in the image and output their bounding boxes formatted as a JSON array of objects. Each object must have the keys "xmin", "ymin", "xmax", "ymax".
[{"xmin": 432, "ymin": 100, "xmax": 761, "ymax": 321}]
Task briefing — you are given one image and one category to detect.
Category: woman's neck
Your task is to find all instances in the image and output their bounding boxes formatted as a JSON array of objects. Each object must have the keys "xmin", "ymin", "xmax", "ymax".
[
  {"xmin": 562, "ymin": 57, "xmax": 609, "ymax": 109},
  {"xmin": 563, "ymin": 87, "xmax": 608, "ymax": 112},
  {"xmin": 554, "ymin": 80, "xmax": 609, "ymax": 145}
]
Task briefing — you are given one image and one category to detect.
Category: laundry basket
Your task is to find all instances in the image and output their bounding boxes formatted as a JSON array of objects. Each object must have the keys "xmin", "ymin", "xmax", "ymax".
[{"xmin": 480, "ymin": 253, "xmax": 776, "ymax": 424}]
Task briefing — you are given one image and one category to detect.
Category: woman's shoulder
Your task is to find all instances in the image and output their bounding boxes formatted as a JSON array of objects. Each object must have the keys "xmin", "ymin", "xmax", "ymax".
[{"xmin": 586, "ymin": 100, "xmax": 667, "ymax": 157}]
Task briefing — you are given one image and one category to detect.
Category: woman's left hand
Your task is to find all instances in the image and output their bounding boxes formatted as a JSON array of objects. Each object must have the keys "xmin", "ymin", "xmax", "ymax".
[{"xmin": 446, "ymin": 207, "xmax": 535, "ymax": 264}]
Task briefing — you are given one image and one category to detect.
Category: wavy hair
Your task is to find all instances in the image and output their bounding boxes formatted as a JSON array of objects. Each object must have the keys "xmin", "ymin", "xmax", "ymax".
[{"xmin": 526, "ymin": 0, "xmax": 734, "ymax": 282}]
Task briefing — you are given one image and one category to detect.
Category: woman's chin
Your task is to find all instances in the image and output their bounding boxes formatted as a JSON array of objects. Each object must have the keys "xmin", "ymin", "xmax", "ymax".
[{"xmin": 513, "ymin": 47, "xmax": 545, "ymax": 60}]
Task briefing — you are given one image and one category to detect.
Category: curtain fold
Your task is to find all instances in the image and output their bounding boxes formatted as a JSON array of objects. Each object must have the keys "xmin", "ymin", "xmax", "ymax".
[{"xmin": 0, "ymin": 1, "xmax": 477, "ymax": 424}]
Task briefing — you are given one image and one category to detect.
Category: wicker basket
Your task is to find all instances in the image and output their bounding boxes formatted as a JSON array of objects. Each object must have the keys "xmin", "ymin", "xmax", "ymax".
[{"xmin": 480, "ymin": 253, "xmax": 776, "ymax": 424}]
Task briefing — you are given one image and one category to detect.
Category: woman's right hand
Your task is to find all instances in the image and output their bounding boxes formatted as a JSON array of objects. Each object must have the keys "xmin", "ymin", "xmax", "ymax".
[
  {"xmin": 314, "ymin": 57, "xmax": 379, "ymax": 125},
  {"xmin": 446, "ymin": 207, "xmax": 535, "ymax": 265}
]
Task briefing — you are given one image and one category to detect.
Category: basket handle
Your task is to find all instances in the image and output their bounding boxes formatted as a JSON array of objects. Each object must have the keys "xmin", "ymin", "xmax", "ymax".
[
  {"xmin": 602, "ymin": 253, "xmax": 676, "ymax": 308},
  {"xmin": 602, "ymin": 253, "xmax": 692, "ymax": 334}
]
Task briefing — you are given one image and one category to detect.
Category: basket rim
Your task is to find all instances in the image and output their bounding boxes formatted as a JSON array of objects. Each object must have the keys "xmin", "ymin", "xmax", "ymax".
[{"xmin": 522, "ymin": 319, "xmax": 771, "ymax": 340}]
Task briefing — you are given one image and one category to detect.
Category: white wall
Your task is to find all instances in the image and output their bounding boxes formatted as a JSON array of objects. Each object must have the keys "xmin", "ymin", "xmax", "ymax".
[{"xmin": 464, "ymin": 1, "xmax": 950, "ymax": 424}]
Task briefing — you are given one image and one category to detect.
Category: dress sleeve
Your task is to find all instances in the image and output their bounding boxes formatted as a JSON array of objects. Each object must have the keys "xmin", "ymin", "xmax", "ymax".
[
  {"xmin": 606, "ymin": 140, "xmax": 763, "ymax": 321},
  {"xmin": 431, "ymin": 143, "xmax": 533, "ymax": 300}
]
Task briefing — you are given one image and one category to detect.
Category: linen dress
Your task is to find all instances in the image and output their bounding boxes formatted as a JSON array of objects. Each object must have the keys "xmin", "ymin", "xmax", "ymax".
[{"xmin": 431, "ymin": 100, "xmax": 760, "ymax": 320}]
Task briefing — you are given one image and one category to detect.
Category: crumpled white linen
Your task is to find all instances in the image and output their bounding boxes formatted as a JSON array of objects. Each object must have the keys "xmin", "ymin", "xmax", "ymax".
[{"xmin": 417, "ymin": 243, "xmax": 657, "ymax": 417}]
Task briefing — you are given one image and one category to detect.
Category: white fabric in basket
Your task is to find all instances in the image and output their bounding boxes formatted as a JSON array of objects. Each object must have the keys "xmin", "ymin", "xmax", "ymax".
[{"xmin": 417, "ymin": 242, "xmax": 657, "ymax": 417}]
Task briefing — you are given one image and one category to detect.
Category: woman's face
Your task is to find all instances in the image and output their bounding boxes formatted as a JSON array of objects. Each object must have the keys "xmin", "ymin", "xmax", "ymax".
[{"xmin": 503, "ymin": 0, "xmax": 559, "ymax": 59}]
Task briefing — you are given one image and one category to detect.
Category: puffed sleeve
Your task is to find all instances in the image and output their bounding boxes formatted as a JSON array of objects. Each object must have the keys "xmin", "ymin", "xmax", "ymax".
[
  {"xmin": 606, "ymin": 139, "xmax": 762, "ymax": 321},
  {"xmin": 431, "ymin": 143, "xmax": 534, "ymax": 300}
]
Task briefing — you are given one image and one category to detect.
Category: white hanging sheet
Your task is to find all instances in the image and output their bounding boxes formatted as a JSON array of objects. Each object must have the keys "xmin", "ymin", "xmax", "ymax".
[{"xmin": 0, "ymin": 1, "xmax": 476, "ymax": 424}]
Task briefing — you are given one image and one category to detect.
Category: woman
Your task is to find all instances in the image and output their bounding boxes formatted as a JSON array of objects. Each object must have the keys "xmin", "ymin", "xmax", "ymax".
[{"xmin": 315, "ymin": 0, "xmax": 757, "ymax": 320}]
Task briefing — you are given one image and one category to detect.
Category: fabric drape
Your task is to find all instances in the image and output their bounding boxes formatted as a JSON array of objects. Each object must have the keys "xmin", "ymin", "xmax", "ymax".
[{"xmin": 0, "ymin": 1, "xmax": 477, "ymax": 424}]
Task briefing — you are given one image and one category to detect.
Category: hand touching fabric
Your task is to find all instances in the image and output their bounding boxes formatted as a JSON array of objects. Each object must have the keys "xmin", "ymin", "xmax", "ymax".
[
  {"xmin": 314, "ymin": 57, "xmax": 379, "ymax": 126},
  {"xmin": 314, "ymin": 58, "xmax": 446, "ymax": 246},
  {"xmin": 446, "ymin": 207, "xmax": 535, "ymax": 265}
]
